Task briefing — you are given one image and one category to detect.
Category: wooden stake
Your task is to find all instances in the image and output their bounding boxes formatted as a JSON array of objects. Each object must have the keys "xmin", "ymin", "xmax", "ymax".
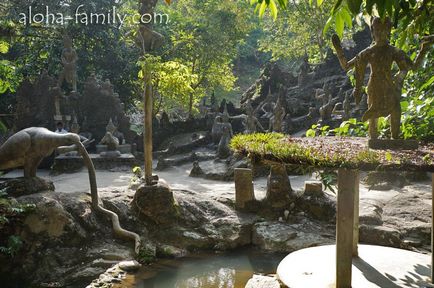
[
  {"xmin": 336, "ymin": 168, "xmax": 358, "ymax": 288},
  {"xmin": 353, "ymin": 171, "xmax": 360, "ymax": 257},
  {"xmin": 143, "ymin": 72, "xmax": 153, "ymax": 186}
]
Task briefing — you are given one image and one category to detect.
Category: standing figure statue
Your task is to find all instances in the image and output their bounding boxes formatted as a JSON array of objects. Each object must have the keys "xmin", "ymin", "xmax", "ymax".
[
  {"xmin": 269, "ymin": 95, "xmax": 286, "ymax": 133},
  {"xmin": 298, "ymin": 53, "xmax": 310, "ymax": 87},
  {"xmin": 332, "ymin": 17, "xmax": 433, "ymax": 139},
  {"xmin": 58, "ymin": 35, "xmax": 78, "ymax": 92},
  {"xmin": 243, "ymin": 100, "xmax": 264, "ymax": 134}
]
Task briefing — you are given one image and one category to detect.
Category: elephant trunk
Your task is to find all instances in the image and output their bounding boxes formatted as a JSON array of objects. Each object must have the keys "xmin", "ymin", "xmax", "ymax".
[{"xmin": 75, "ymin": 142, "xmax": 141, "ymax": 254}]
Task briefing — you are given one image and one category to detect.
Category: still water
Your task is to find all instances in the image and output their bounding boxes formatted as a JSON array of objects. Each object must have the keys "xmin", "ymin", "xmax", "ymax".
[{"xmin": 122, "ymin": 249, "xmax": 285, "ymax": 288}]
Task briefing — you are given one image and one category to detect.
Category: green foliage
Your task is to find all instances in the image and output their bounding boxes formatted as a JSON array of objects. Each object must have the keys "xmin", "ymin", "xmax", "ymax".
[
  {"xmin": 138, "ymin": 55, "xmax": 198, "ymax": 114},
  {"xmin": 137, "ymin": 246, "xmax": 155, "ymax": 264},
  {"xmin": 257, "ymin": 0, "xmax": 335, "ymax": 62},
  {"xmin": 400, "ymin": 49, "xmax": 434, "ymax": 142},
  {"xmin": 305, "ymin": 118, "xmax": 399, "ymax": 138},
  {"xmin": 0, "ymin": 0, "xmax": 141, "ymax": 115},
  {"xmin": 0, "ymin": 236, "xmax": 23, "ymax": 257},
  {"xmin": 400, "ymin": 95, "xmax": 434, "ymax": 141},
  {"xmin": 306, "ymin": 119, "xmax": 368, "ymax": 137},
  {"xmin": 156, "ymin": 0, "xmax": 252, "ymax": 116},
  {"xmin": 251, "ymin": 0, "xmax": 289, "ymax": 19},
  {"xmin": 132, "ymin": 166, "xmax": 142, "ymax": 177},
  {"xmin": 231, "ymin": 133, "xmax": 381, "ymax": 168},
  {"xmin": 317, "ymin": 170, "xmax": 337, "ymax": 193},
  {"xmin": 0, "ymin": 189, "xmax": 35, "ymax": 257}
]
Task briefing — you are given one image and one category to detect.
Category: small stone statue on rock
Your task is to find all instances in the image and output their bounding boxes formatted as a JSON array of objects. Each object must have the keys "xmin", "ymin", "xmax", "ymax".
[
  {"xmin": 269, "ymin": 95, "xmax": 286, "ymax": 133},
  {"xmin": 217, "ymin": 126, "xmax": 232, "ymax": 159}
]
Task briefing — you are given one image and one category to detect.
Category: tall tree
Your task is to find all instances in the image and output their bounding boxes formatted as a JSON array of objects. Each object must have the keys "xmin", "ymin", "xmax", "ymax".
[
  {"xmin": 157, "ymin": 0, "xmax": 252, "ymax": 117},
  {"xmin": 258, "ymin": 0, "xmax": 335, "ymax": 62}
]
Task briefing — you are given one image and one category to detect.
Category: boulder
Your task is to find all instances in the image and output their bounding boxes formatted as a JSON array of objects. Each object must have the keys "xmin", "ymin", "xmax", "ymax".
[
  {"xmin": 0, "ymin": 177, "xmax": 55, "ymax": 197},
  {"xmin": 359, "ymin": 225, "xmax": 401, "ymax": 248},
  {"xmin": 297, "ymin": 192, "xmax": 336, "ymax": 222},
  {"xmin": 118, "ymin": 260, "xmax": 141, "ymax": 272},
  {"xmin": 134, "ymin": 181, "xmax": 179, "ymax": 224},
  {"xmin": 304, "ymin": 180, "xmax": 323, "ymax": 196},
  {"xmin": 252, "ymin": 221, "xmax": 333, "ymax": 252},
  {"xmin": 245, "ymin": 275, "xmax": 281, "ymax": 288}
]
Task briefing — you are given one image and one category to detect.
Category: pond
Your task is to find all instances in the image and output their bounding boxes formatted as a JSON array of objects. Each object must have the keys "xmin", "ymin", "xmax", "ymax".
[{"xmin": 120, "ymin": 248, "xmax": 286, "ymax": 288}]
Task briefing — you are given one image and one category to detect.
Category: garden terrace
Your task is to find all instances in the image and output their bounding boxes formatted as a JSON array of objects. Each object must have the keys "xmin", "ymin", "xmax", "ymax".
[{"xmin": 231, "ymin": 133, "xmax": 434, "ymax": 172}]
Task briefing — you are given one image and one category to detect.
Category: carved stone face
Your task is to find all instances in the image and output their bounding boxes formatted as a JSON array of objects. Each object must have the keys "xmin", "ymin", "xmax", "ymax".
[
  {"xmin": 371, "ymin": 17, "xmax": 391, "ymax": 45},
  {"xmin": 63, "ymin": 36, "xmax": 73, "ymax": 49}
]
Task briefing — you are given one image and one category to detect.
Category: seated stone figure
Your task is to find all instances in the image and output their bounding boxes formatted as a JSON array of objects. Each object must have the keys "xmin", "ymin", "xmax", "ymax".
[
  {"xmin": 211, "ymin": 115, "xmax": 233, "ymax": 144},
  {"xmin": 99, "ymin": 132, "xmax": 121, "ymax": 158}
]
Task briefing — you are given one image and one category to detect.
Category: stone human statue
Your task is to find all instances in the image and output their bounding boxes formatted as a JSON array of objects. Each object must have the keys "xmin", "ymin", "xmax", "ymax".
[
  {"xmin": 243, "ymin": 100, "xmax": 264, "ymax": 134},
  {"xmin": 332, "ymin": 17, "xmax": 434, "ymax": 139},
  {"xmin": 332, "ymin": 102, "xmax": 345, "ymax": 118},
  {"xmin": 217, "ymin": 126, "xmax": 232, "ymax": 159},
  {"xmin": 269, "ymin": 95, "xmax": 286, "ymax": 132},
  {"xmin": 319, "ymin": 93, "xmax": 333, "ymax": 122},
  {"xmin": 51, "ymin": 86, "xmax": 65, "ymax": 116},
  {"xmin": 70, "ymin": 115, "xmax": 80, "ymax": 134},
  {"xmin": 99, "ymin": 132, "xmax": 120, "ymax": 152},
  {"xmin": 298, "ymin": 54, "xmax": 310, "ymax": 87},
  {"xmin": 101, "ymin": 79, "xmax": 114, "ymax": 96},
  {"xmin": 222, "ymin": 103, "xmax": 230, "ymax": 123},
  {"xmin": 198, "ymin": 97, "xmax": 209, "ymax": 116},
  {"xmin": 106, "ymin": 118, "xmax": 117, "ymax": 134},
  {"xmin": 105, "ymin": 118, "xmax": 124, "ymax": 145},
  {"xmin": 211, "ymin": 115, "xmax": 233, "ymax": 144},
  {"xmin": 58, "ymin": 35, "xmax": 78, "ymax": 92},
  {"xmin": 315, "ymin": 81, "xmax": 331, "ymax": 108},
  {"xmin": 258, "ymin": 88, "xmax": 275, "ymax": 119}
]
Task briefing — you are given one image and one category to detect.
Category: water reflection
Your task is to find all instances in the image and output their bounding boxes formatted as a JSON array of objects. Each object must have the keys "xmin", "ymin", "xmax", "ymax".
[{"xmin": 133, "ymin": 249, "xmax": 285, "ymax": 288}]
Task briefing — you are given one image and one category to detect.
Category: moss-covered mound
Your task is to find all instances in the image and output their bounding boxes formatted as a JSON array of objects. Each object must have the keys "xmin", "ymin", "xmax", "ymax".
[{"xmin": 230, "ymin": 133, "xmax": 434, "ymax": 172}]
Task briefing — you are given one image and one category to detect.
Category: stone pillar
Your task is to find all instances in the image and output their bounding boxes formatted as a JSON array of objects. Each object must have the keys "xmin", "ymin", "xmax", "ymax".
[
  {"xmin": 336, "ymin": 168, "xmax": 359, "ymax": 288},
  {"xmin": 234, "ymin": 168, "xmax": 255, "ymax": 209}
]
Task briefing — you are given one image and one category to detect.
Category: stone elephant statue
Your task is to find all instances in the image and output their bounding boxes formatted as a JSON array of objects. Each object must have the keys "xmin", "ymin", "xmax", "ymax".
[{"xmin": 0, "ymin": 127, "xmax": 141, "ymax": 253}]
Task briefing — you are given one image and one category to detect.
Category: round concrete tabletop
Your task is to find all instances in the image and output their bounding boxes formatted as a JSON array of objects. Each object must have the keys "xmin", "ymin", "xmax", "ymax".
[{"xmin": 277, "ymin": 244, "xmax": 433, "ymax": 288}]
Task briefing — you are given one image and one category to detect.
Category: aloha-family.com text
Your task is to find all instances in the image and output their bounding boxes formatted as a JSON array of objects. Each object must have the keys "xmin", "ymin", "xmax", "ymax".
[{"xmin": 18, "ymin": 5, "xmax": 169, "ymax": 29}]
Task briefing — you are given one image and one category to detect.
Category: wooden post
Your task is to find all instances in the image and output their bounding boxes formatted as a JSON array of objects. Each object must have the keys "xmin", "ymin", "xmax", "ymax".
[
  {"xmin": 431, "ymin": 173, "xmax": 433, "ymax": 283},
  {"xmin": 143, "ymin": 72, "xmax": 153, "ymax": 186},
  {"xmin": 336, "ymin": 168, "xmax": 358, "ymax": 288},
  {"xmin": 353, "ymin": 172, "xmax": 360, "ymax": 257}
]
